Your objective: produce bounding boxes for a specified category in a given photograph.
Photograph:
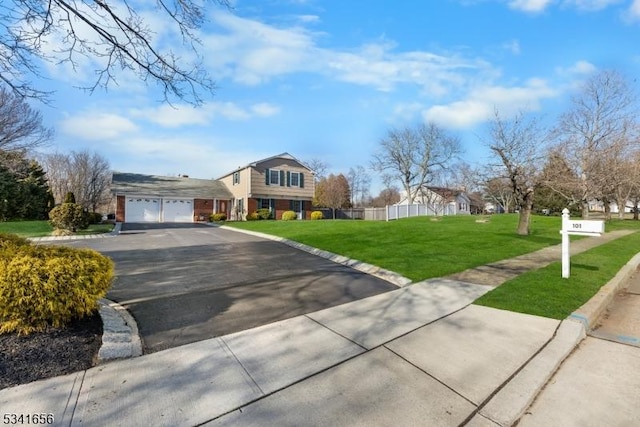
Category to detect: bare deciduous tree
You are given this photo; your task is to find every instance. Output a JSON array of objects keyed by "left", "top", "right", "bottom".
[
  {"left": 485, "top": 110, "right": 548, "bottom": 235},
  {"left": 554, "top": 69, "right": 638, "bottom": 218},
  {"left": 482, "top": 177, "right": 514, "bottom": 214},
  {"left": 1, "top": 0, "right": 230, "bottom": 103},
  {"left": 0, "top": 86, "right": 52, "bottom": 152},
  {"left": 41, "top": 149, "right": 111, "bottom": 212},
  {"left": 305, "top": 158, "right": 329, "bottom": 183},
  {"left": 371, "top": 122, "right": 461, "bottom": 205},
  {"left": 347, "top": 165, "right": 371, "bottom": 208}
]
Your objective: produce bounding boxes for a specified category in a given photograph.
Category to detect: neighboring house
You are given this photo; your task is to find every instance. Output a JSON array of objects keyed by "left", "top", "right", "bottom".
[
  {"left": 397, "top": 186, "right": 471, "bottom": 215},
  {"left": 218, "top": 153, "right": 315, "bottom": 220},
  {"left": 112, "top": 172, "right": 232, "bottom": 223},
  {"left": 589, "top": 199, "right": 636, "bottom": 214}
]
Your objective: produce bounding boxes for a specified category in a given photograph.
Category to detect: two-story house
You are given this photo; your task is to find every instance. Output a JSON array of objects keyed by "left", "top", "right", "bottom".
[{"left": 218, "top": 153, "right": 315, "bottom": 220}]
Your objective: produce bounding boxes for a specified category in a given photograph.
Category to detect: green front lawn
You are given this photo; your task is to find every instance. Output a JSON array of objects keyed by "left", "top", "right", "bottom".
[
  {"left": 229, "top": 214, "right": 640, "bottom": 319},
  {"left": 0, "top": 220, "right": 114, "bottom": 237},
  {"left": 0, "top": 220, "right": 52, "bottom": 237},
  {"left": 475, "top": 231, "right": 640, "bottom": 319},
  {"left": 228, "top": 215, "right": 566, "bottom": 282}
]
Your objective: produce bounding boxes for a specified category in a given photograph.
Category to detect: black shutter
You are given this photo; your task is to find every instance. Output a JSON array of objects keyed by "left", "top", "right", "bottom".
[
  {"left": 287, "top": 171, "right": 291, "bottom": 187},
  {"left": 265, "top": 169, "right": 270, "bottom": 185},
  {"left": 280, "top": 170, "right": 285, "bottom": 186},
  {"left": 300, "top": 173, "right": 304, "bottom": 188}
]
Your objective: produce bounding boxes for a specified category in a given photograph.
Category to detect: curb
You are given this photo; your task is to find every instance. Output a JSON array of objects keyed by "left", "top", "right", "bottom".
[
  {"left": 470, "top": 250, "right": 640, "bottom": 426},
  {"left": 219, "top": 225, "right": 413, "bottom": 288},
  {"left": 97, "top": 298, "right": 143, "bottom": 362},
  {"left": 568, "top": 251, "right": 640, "bottom": 331}
]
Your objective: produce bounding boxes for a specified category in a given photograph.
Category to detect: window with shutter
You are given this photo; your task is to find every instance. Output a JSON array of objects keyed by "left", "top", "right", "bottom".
[{"left": 267, "top": 169, "right": 280, "bottom": 185}]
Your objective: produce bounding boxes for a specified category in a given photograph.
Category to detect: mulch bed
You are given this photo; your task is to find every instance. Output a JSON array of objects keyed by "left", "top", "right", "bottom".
[{"left": 0, "top": 313, "right": 102, "bottom": 389}]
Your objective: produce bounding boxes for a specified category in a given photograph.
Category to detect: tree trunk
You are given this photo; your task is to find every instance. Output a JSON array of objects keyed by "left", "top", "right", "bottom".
[
  {"left": 516, "top": 192, "right": 534, "bottom": 235},
  {"left": 516, "top": 208, "right": 531, "bottom": 235},
  {"left": 581, "top": 201, "right": 589, "bottom": 219},
  {"left": 617, "top": 197, "right": 626, "bottom": 220}
]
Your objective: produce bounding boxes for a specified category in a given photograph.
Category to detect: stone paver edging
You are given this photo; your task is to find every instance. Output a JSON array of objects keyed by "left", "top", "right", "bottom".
[
  {"left": 27, "top": 222, "right": 122, "bottom": 243},
  {"left": 219, "top": 225, "right": 412, "bottom": 287},
  {"left": 97, "top": 298, "right": 143, "bottom": 362}
]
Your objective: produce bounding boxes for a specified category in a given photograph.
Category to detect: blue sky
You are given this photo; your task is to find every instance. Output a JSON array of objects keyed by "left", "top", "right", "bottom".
[{"left": 33, "top": 0, "right": 640, "bottom": 194}]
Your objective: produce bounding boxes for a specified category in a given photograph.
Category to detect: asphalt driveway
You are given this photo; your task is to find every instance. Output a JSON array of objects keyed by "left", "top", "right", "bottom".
[{"left": 68, "top": 223, "right": 397, "bottom": 353}]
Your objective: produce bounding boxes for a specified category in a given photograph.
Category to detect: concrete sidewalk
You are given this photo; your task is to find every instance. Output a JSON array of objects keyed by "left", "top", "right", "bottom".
[{"left": 0, "top": 278, "right": 579, "bottom": 427}]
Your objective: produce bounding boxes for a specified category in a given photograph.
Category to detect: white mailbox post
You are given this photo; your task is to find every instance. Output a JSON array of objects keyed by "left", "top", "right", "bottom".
[{"left": 560, "top": 208, "right": 604, "bottom": 278}]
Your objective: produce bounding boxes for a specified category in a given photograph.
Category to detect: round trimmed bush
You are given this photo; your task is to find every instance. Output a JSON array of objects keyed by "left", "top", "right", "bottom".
[
  {"left": 256, "top": 208, "right": 272, "bottom": 220},
  {"left": 0, "top": 244, "right": 114, "bottom": 334},
  {"left": 311, "top": 211, "right": 324, "bottom": 220},
  {"left": 281, "top": 210, "right": 297, "bottom": 221},
  {"left": 209, "top": 213, "right": 227, "bottom": 222},
  {"left": 49, "top": 203, "right": 89, "bottom": 232},
  {"left": 246, "top": 212, "right": 259, "bottom": 221}
]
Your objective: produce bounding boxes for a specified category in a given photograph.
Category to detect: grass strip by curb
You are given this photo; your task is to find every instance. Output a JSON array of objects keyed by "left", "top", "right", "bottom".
[
  {"left": 475, "top": 231, "right": 640, "bottom": 319},
  {"left": 0, "top": 220, "right": 113, "bottom": 237}
]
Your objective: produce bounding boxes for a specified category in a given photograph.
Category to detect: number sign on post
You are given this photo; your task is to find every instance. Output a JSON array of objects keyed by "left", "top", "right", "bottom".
[{"left": 560, "top": 208, "right": 604, "bottom": 278}]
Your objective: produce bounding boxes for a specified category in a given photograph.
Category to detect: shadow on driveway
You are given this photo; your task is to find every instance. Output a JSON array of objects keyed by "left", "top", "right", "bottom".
[{"left": 82, "top": 227, "right": 397, "bottom": 353}]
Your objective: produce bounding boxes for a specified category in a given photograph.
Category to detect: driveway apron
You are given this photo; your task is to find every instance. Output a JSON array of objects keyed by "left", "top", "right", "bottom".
[{"left": 66, "top": 223, "right": 397, "bottom": 353}]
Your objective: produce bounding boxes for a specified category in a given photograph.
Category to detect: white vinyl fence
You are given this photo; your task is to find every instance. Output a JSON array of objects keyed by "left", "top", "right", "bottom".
[{"left": 384, "top": 204, "right": 456, "bottom": 221}]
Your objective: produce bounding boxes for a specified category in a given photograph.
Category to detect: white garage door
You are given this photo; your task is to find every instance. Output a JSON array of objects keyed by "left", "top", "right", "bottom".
[
  {"left": 125, "top": 197, "right": 160, "bottom": 222},
  {"left": 162, "top": 198, "right": 194, "bottom": 222}
]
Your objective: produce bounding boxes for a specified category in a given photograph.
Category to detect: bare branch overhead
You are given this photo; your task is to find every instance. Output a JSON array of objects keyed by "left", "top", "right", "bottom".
[{"left": 1, "top": 0, "right": 230, "bottom": 104}]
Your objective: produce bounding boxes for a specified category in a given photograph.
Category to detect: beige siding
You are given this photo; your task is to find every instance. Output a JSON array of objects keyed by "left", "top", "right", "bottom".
[
  {"left": 219, "top": 168, "right": 252, "bottom": 200},
  {"left": 250, "top": 158, "right": 314, "bottom": 200}
]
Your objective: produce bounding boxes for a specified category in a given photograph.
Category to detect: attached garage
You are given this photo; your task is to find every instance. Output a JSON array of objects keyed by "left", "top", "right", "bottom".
[
  {"left": 125, "top": 197, "right": 161, "bottom": 222},
  {"left": 162, "top": 198, "right": 193, "bottom": 222},
  {"left": 112, "top": 173, "right": 232, "bottom": 223}
]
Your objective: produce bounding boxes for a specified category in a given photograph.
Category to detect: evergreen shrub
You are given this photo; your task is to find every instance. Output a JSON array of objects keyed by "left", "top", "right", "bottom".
[
  {"left": 49, "top": 203, "right": 89, "bottom": 232},
  {"left": 281, "top": 210, "right": 297, "bottom": 221},
  {"left": 210, "top": 213, "right": 227, "bottom": 222},
  {"left": 0, "top": 243, "right": 114, "bottom": 334},
  {"left": 256, "top": 208, "right": 272, "bottom": 220}
]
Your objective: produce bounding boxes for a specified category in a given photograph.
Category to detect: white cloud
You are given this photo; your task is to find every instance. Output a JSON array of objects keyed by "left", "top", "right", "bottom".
[
  {"left": 129, "top": 101, "right": 281, "bottom": 127},
  {"left": 503, "top": 39, "right": 521, "bottom": 55},
  {"left": 60, "top": 112, "right": 138, "bottom": 140},
  {"left": 203, "top": 12, "right": 319, "bottom": 85},
  {"left": 507, "top": 0, "right": 555, "bottom": 12},
  {"left": 555, "top": 60, "right": 597, "bottom": 76},
  {"left": 423, "top": 78, "right": 558, "bottom": 128},
  {"left": 625, "top": 0, "right": 640, "bottom": 21},
  {"left": 109, "top": 135, "right": 270, "bottom": 179},
  {"left": 251, "top": 103, "right": 281, "bottom": 117},
  {"left": 298, "top": 15, "right": 321, "bottom": 23},
  {"left": 505, "top": 0, "right": 625, "bottom": 13},
  {"left": 563, "top": 0, "right": 622, "bottom": 11},
  {"left": 203, "top": 12, "right": 491, "bottom": 97}
]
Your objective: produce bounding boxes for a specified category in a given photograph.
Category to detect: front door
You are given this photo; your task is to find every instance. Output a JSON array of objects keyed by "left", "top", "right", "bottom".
[{"left": 291, "top": 200, "right": 303, "bottom": 220}]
